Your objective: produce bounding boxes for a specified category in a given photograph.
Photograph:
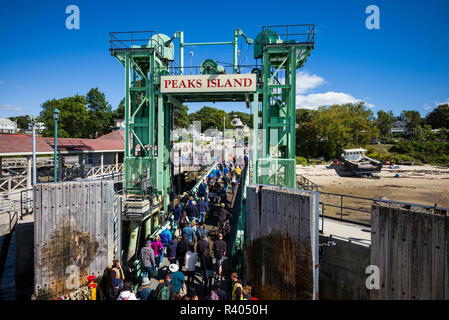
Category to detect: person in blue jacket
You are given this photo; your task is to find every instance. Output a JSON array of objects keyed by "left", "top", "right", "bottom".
[
  {"left": 182, "top": 221, "right": 196, "bottom": 243},
  {"left": 160, "top": 226, "right": 173, "bottom": 263},
  {"left": 197, "top": 196, "right": 208, "bottom": 223},
  {"left": 173, "top": 203, "right": 183, "bottom": 232}
]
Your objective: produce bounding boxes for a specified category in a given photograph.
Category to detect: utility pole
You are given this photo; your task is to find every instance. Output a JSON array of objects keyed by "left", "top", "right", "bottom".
[
  {"left": 27, "top": 115, "right": 37, "bottom": 185},
  {"left": 178, "top": 136, "right": 181, "bottom": 195},
  {"left": 53, "top": 109, "right": 60, "bottom": 182},
  {"left": 191, "top": 131, "right": 194, "bottom": 166},
  {"left": 223, "top": 115, "right": 226, "bottom": 162},
  {"left": 32, "top": 120, "right": 36, "bottom": 185}
]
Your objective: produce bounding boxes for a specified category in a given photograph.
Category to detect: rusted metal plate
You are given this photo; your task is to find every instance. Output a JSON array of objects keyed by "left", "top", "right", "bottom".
[
  {"left": 246, "top": 185, "right": 318, "bottom": 300},
  {"left": 33, "top": 181, "right": 116, "bottom": 300}
]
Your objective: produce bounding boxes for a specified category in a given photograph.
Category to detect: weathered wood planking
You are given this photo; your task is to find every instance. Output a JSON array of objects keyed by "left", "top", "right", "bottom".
[
  {"left": 34, "top": 181, "right": 117, "bottom": 299},
  {"left": 445, "top": 215, "right": 449, "bottom": 300},
  {"left": 371, "top": 203, "right": 448, "bottom": 300},
  {"left": 370, "top": 204, "right": 380, "bottom": 300},
  {"left": 245, "top": 185, "right": 318, "bottom": 300}
]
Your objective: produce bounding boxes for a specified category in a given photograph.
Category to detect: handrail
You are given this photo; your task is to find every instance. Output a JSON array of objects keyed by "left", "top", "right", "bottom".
[{"left": 229, "top": 163, "right": 249, "bottom": 285}]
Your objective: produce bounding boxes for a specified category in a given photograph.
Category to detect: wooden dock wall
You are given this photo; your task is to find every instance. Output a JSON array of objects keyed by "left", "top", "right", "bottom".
[
  {"left": 245, "top": 185, "right": 319, "bottom": 300},
  {"left": 371, "top": 202, "right": 449, "bottom": 300},
  {"left": 33, "top": 181, "right": 119, "bottom": 300}
]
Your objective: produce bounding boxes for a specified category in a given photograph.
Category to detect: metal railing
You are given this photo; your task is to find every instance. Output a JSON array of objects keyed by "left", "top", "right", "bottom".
[
  {"left": 109, "top": 31, "right": 168, "bottom": 54},
  {"left": 262, "top": 24, "right": 315, "bottom": 49},
  {"left": 297, "top": 174, "right": 319, "bottom": 192},
  {"left": 229, "top": 163, "right": 249, "bottom": 284},
  {"left": 318, "top": 192, "right": 374, "bottom": 227},
  {"left": 167, "top": 64, "right": 259, "bottom": 76},
  {"left": 0, "top": 188, "right": 33, "bottom": 218}
]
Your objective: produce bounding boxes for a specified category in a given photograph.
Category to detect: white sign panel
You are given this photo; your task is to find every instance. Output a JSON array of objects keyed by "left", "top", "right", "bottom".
[{"left": 160, "top": 73, "right": 257, "bottom": 93}]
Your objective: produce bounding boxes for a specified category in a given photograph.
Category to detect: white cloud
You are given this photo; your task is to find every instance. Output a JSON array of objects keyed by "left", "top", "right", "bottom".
[
  {"left": 0, "top": 105, "right": 23, "bottom": 111},
  {"left": 422, "top": 99, "right": 449, "bottom": 111},
  {"left": 296, "top": 91, "right": 365, "bottom": 109},
  {"left": 295, "top": 71, "right": 325, "bottom": 94},
  {"left": 288, "top": 71, "right": 375, "bottom": 109},
  {"left": 434, "top": 99, "right": 449, "bottom": 106}
]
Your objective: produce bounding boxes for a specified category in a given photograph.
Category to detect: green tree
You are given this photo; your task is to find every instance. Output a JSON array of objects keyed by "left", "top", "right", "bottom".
[
  {"left": 8, "top": 116, "right": 30, "bottom": 131},
  {"left": 173, "top": 104, "right": 190, "bottom": 128},
  {"left": 296, "top": 108, "right": 316, "bottom": 125},
  {"left": 113, "top": 98, "right": 125, "bottom": 120},
  {"left": 188, "top": 106, "right": 233, "bottom": 132},
  {"left": 425, "top": 103, "right": 449, "bottom": 129},
  {"left": 86, "top": 88, "right": 114, "bottom": 138},
  {"left": 376, "top": 110, "right": 395, "bottom": 138},
  {"left": 346, "top": 102, "right": 377, "bottom": 146},
  {"left": 296, "top": 102, "right": 377, "bottom": 160},
  {"left": 401, "top": 110, "right": 422, "bottom": 131},
  {"left": 410, "top": 124, "right": 435, "bottom": 141},
  {"left": 39, "top": 95, "right": 90, "bottom": 138}
]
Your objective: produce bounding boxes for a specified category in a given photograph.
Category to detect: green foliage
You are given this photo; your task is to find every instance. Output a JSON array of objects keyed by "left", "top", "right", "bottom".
[
  {"left": 188, "top": 106, "right": 233, "bottom": 132},
  {"left": 390, "top": 140, "right": 449, "bottom": 165},
  {"left": 114, "top": 98, "right": 125, "bottom": 120},
  {"left": 40, "top": 95, "right": 90, "bottom": 138},
  {"left": 296, "top": 102, "right": 377, "bottom": 160},
  {"left": 8, "top": 116, "right": 30, "bottom": 130},
  {"left": 376, "top": 110, "right": 395, "bottom": 138},
  {"left": 39, "top": 88, "right": 116, "bottom": 139},
  {"left": 86, "top": 88, "right": 114, "bottom": 138},
  {"left": 425, "top": 103, "right": 449, "bottom": 129},
  {"left": 409, "top": 125, "right": 435, "bottom": 141},
  {"left": 295, "top": 156, "right": 308, "bottom": 166},
  {"left": 401, "top": 110, "right": 422, "bottom": 130},
  {"left": 366, "top": 151, "right": 390, "bottom": 162},
  {"left": 173, "top": 104, "right": 190, "bottom": 129}
]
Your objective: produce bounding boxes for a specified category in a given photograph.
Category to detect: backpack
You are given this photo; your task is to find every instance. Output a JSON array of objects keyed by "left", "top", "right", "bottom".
[{"left": 157, "top": 285, "right": 171, "bottom": 300}]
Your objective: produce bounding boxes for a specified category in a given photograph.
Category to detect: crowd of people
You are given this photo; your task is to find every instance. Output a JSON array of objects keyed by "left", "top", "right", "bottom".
[{"left": 105, "top": 155, "right": 256, "bottom": 300}]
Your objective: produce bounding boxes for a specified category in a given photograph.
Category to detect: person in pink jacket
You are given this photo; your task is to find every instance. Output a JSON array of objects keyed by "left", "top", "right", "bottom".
[{"left": 151, "top": 235, "right": 164, "bottom": 271}]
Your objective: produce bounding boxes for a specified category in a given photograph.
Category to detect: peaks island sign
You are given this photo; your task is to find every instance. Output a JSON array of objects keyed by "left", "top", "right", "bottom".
[{"left": 160, "top": 73, "right": 257, "bottom": 93}]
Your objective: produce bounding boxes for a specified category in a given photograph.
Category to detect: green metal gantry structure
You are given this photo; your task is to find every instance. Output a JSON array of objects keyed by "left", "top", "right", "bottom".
[
  {"left": 109, "top": 25, "right": 315, "bottom": 261},
  {"left": 110, "top": 24, "right": 314, "bottom": 194},
  {"left": 255, "top": 25, "right": 315, "bottom": 188}
]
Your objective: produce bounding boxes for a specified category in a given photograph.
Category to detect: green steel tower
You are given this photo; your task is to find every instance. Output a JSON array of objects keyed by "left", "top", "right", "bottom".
[
  {"left": 110, "top": 32, "right": 174, "bottom": 213},
  {"left": 254, "top": 25, "right": 315, "bottom": 188}
]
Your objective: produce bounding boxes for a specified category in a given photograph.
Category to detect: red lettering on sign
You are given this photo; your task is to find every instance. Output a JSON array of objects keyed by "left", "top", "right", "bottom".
[
  {"left": 234, "top": 79, "right": 242, "bottom": 87},
  {"left": 164, "top": 80, "right": 172, "bottom": 88},
  {"left": 244, "top": 78, "right": 252, "bottom": 87}
]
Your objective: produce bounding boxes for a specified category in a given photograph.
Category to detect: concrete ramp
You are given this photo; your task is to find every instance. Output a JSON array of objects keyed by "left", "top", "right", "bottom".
[{"left": 246, "top": 185, "right": 319, "bottom": 299}]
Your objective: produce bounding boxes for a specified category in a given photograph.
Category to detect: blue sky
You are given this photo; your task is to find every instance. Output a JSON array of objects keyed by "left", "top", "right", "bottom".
[{"left": 0, "top": 0, "right": 448, "bottom": 119}]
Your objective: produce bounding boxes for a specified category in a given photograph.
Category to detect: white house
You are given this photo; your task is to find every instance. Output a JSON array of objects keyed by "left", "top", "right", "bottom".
[{"left": 0, "top": 118, "right": 18, "bottom": 133}]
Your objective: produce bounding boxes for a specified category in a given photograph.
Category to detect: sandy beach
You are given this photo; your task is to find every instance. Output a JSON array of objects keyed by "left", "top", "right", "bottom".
[{"left": 297, "top": 164, "right": 449, "bottom": 224}]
